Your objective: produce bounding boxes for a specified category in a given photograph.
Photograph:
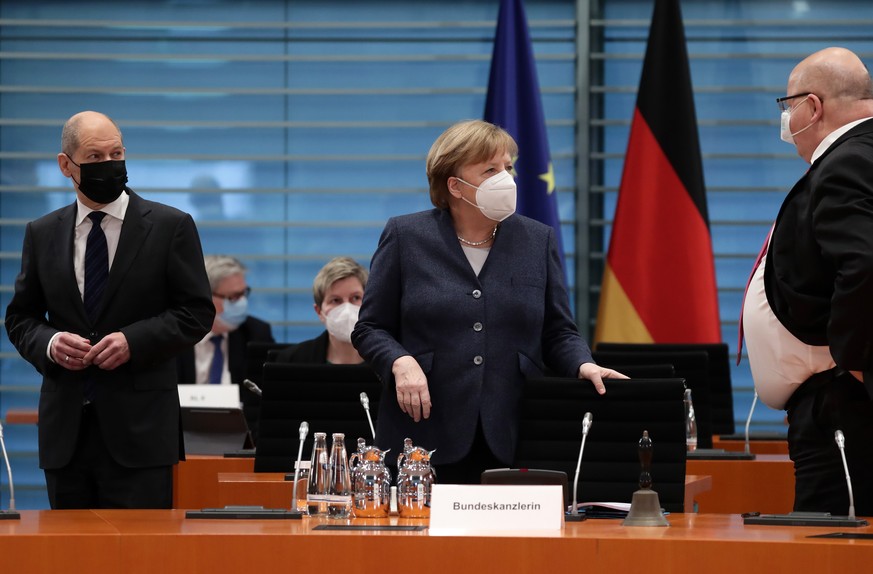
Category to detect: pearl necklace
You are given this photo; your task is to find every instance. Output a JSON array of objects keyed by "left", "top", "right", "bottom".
[{"left": 457, "top": 225, "right": 497, "bottom": 247}]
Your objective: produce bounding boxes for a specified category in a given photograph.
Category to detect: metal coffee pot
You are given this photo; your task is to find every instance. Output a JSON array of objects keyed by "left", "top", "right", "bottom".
[
  {"left": 349, "top": 439, "right": 392, "bottom": 518},
  {"left": 395, "top": 437, "right": 436, "bottom": 518}
]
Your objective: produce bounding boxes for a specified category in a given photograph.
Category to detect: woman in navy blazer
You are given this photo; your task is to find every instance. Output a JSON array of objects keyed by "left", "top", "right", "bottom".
[{"left": 352, "top": 120, "right": 625, "bottom": 483}]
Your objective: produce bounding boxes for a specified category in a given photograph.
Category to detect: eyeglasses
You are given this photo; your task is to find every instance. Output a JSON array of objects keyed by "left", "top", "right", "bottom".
[
  {"left": 776, "top": 92, "right": 813, "bottom": 113},
  {"left": 213, "top": 286, "right": 251, "bottom": 302}
]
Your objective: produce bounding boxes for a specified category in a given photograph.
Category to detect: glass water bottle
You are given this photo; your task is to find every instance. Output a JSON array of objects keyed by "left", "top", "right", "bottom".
[
  {"left": 326, "top": 432, "right": 352, "bottom": 519},
  {"left": 306, "top": 432, "right": 329, "bottom": 515},
  {"left": 684, "top": 389, "right": 698, "bottom": 452}
]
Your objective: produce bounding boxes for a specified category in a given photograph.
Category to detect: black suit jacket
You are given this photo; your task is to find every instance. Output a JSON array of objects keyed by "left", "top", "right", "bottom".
[
  {"left": 176, "top": 316, "right": 275, "bottom": 385},
  {"left": 271, "top": 331, "right": 329, "bottom": 364},
  {"left": 5, "top": 190, "right": 215, "bottom": 469},
  {"left": 764, "top": 118, "right": 873, "bottom": 394}
]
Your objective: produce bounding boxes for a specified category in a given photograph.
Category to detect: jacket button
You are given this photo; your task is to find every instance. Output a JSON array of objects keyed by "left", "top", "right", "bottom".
[
  {"left": 473, "top": 355, "right": 483, "bottom": 365},
  {"left": 473, "top": 322, "right": 483, "bottom": 332},
  {"left": 472, "top": 289, "right": 482, "bottom": 299}
]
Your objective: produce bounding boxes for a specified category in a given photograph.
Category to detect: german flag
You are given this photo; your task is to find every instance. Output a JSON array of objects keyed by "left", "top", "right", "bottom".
[{"left": 594, "top": 0, "right": 720, "bottom": 344}]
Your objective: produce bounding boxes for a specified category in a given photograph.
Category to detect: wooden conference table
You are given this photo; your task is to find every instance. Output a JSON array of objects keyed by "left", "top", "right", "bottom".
[
  {"left": 175, "top": 454, "right": 795, "bottom": 515},
  {"left": 214, "top": 471, "right": 712, "bottom": 514},
  {"left": 2, "top": 510, "right": 872, "bottom": 573},
  {"left": 174, "top": 456, "right": 711, "bottom": 513},
  {"left": 687, "top": 454, "right": 794, "bottom": 515}
]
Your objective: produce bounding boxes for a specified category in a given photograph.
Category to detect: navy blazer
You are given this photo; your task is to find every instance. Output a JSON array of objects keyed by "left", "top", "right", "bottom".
[
  {"left": 352, "top": 209, "right": 593, "bottom": 465},
  {"left": 5, "top": 190, "right": 215, "bottom": 469},
  {"left": 765, "top": 118, "right": 873, "bottom": 394}
]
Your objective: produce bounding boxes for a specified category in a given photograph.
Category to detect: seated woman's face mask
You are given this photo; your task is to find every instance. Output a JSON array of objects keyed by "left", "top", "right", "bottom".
[{"left": 324, "top": 302, "right": 360, "bottom": 343}]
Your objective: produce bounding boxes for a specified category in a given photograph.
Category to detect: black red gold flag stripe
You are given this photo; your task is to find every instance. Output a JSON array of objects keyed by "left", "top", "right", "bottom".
[{"left": 595, "top": 0, "right": 720, "bottom": 344}]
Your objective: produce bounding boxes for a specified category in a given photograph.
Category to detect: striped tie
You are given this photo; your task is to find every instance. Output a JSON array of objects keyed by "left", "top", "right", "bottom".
[{"left": 84, "top": 211, "right": 109, "bottom": 322}]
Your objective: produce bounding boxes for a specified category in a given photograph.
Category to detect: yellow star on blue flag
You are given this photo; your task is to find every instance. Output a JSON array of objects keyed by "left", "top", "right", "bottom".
[{"left": 484, "top": 0, "right": 565, "bottom": 270}]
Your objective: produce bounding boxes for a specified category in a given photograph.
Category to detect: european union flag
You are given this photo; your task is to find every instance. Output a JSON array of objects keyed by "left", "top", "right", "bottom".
[{"left": 484, "top": 0, "right": 564, "bottom": 268}]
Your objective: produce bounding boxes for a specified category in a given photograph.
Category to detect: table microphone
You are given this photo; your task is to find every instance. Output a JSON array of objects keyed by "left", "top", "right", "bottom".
[
  {"left": 290, "top": 421, "right": 310, "bottom": 515},
  {"left": 569, "top": 412, "right": 593, "bottom": 519},
  {"left": 242, "top": 379, "right": 263, "bottom": 397},
  {"left": 834, "top": 430, "right": 856, "bottom": 520},
  {"left": 360, "top": 392, "right": 375, "bottom": 440},
  {"left": 0, "top": 421, "right": 20, "bottom": 519},
  {"left": 744, "top": 391, "right": 758, "bottom": 456}
]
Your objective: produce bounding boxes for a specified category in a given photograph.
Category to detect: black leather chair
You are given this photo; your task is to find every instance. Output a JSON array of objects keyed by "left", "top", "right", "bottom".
[
  {"left": 254, "top": 363, "right": 381, "bottom": 472},
  {"left": 593, "top": 349, "right": 713, "bottom": 449},
  {"left": 243, "top": 342, "right": 293, "bottom": 443},
  {"left": 596, "top": 342, "right": 735, "bottom": 436},
  {"left": 598, "top": 363, "right": 675, "bottom": 379},
  {"left": 514, "top": 377, "right": 687, "bottom": 513}
]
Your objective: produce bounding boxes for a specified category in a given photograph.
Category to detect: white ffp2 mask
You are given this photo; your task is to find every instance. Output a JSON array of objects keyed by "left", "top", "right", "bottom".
[{"left": 455, "top": 170, "right": 517, "bottom": 222}]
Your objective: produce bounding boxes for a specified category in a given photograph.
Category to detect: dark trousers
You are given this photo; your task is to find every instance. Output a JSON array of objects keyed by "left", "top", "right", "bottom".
[
  {"left": 786, "top": 369, "right": 873, "bottom": 516},
  {"left": 44, "top": 403, "right": 173, "bottom": 509},
  {"left": 432, "top": 419, "right": 504, "bottom": 485}
]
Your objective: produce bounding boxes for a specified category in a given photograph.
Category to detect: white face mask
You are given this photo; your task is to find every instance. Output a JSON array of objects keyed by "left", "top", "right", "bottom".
[
  {"left": 323, "top": 301, "right": 360, "bottom": 343},
  {"left": 454, "top": 170, "right": 517, "bottom": 222},
  {"left": 780, "top": 96, "right": 813, "bottom": 145}
]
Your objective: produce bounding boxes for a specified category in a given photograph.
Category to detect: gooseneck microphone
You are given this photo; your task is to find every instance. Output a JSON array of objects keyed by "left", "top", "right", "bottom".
[
  {"left": 290, "top": 421, "right": 310, "bottom": 515},
  {"left": 570, "top": 412, "right": 593, "bottom": 518},
  {"left": 0, "top": 421, "right": 20, "bottom": 519},
  {"left": 835, "top": 430, "right": 856, "bottom": 520},
  {"left": 360, "top": 392, "right": 375, "bottom": 440},
  {"left": 744, "top": 391, "right": 758, "bottom": 456},
  {"left": 242, "top": 379, "right": 263, "bottom": 397}
]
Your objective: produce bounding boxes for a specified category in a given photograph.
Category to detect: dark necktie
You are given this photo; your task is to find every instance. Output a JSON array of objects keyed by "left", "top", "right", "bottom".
[
  {"left": 84, "top": 211, "right": 109, "bottom": 322},
  {"left": 736, "top": 225, "right": 773, "bottom": 365},
  {"left": 209, "top": 335, "right": 224, "bottom": 385}
]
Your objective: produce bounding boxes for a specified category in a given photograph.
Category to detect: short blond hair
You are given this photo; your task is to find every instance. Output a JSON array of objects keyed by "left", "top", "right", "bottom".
[
  {"left": 426, "top": 120, "right": 517, "bottom": 209},
  {"left": 312, "top": 256, "right": 368, "bottom": 306}
]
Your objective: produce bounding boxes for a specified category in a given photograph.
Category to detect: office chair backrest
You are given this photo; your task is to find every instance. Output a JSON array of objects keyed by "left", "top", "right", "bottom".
[
  {"left": 245, "top": 342, "right": 292, "bottom": 386},
  {"left": 597, "top": 363, "right": 675, "bottom": 379},
  {"left": 593, "top": 349, "right": 713, "bottom": 449},
  {"left": 254, "top": 363, "right": 381, "bottom": 472},
  {"left": 596, "top": 342, "right": 735, "bottom": 436},
  {"left": 515, "top": 377, "right": 687, "bottom": 513},
  {"left": 242, "top": 342, "right": 293, "bottom": 444}
]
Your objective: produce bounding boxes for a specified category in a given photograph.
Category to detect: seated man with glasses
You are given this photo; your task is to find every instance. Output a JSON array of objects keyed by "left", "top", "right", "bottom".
[{"left": 176, "top": 254, "right": 274, "bottom": 388}]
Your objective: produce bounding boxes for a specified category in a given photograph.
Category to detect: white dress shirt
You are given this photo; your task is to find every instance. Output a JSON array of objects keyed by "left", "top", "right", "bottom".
[
  {"left": 46, "top": 193, "right": 129, "bottom": 361},
  {"left": 742, "top": 118, "right": 872, "bottom": 409}
]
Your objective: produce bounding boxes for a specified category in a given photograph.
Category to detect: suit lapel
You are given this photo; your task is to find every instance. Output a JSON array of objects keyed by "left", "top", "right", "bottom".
[
  {"left": 101, "top": 192, "right": 152, "bottom": 317},
  {"left": 55, "top": 204, "right": 87, "bottom": 321}
]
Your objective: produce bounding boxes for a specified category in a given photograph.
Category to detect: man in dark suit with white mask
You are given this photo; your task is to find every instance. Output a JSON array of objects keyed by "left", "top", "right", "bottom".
[{"left": 742, "top": 48, "right": 873, "bottom": 515}]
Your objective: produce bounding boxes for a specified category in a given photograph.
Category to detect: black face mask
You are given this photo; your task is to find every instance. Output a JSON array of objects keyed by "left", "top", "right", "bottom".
[{"left": 66, "top": 156, "right": 128, "bottom": 204}]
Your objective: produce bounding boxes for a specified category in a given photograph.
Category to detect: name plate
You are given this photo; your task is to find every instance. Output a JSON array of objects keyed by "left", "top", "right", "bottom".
[{"left": 429, "top": 484, "right": 563, "bottom": 534}]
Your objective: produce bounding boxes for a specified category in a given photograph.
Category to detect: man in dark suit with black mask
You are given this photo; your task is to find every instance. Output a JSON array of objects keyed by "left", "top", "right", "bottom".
[{"left": 5, "top": 110, "right": 215, "bottom": 509}]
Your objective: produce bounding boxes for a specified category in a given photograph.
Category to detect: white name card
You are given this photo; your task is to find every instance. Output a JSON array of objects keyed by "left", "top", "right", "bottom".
[{"left": 429, "top": 484, "right": 563, "bottom": 535}]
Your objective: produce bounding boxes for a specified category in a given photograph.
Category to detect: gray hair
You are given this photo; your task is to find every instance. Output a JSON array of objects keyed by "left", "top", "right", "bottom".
[{"left": 204, "top": 255, "right": 247, "bottom": 292}]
